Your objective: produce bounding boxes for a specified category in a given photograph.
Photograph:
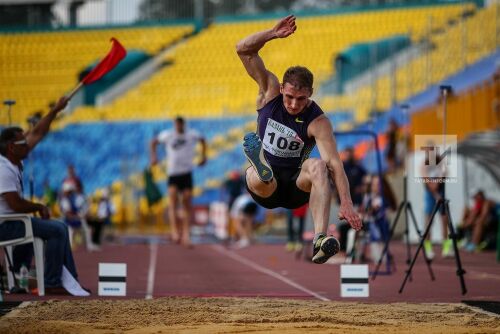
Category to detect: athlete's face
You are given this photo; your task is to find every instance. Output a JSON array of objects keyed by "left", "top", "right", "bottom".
[{"left": 280, "top": 83, "right": 312, "bottom": 115}]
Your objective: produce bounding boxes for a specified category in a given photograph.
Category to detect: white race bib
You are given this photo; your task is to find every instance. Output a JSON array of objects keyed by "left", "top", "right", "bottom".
[{"left": 262, "top": 119, "right": 304, "bottom": 158}]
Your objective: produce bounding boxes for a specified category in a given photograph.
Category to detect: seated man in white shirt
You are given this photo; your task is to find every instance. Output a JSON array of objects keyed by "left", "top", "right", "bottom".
[{"left": 0, "top": 96, "right": 89, "bottom": 296}]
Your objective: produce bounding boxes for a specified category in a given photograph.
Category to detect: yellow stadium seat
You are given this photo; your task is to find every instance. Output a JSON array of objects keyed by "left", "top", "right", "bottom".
[
  {"left": 0, "top": 25, "right": 194, "bottom": 125},
  {"left": 0, "top": 3, "right": 479, "bottom": 125}
]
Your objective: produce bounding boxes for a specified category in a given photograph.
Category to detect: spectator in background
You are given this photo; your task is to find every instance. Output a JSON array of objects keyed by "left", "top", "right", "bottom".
[
  {"left": 63, "top": 164, "right": 84, "bottom": 194},
  {"left": 27, "top": 111, "right": 42, "bottom": 128},
  {"left": 95, "top": 188, "right": 115, "bottom": 243},
  {"left": 385, "top": 118, "right": 400, "bottom": 172},
  {"left": 342, "top": 147, "right": 367, "bottom": 207},
  {"left": 59, "top": 182, "right": 99, "bottom": 251},
  {"left": 223, "top": 170, "right": 245, "bottom": 242},
  {"left": 150, "top": 116, "right": 207, "bottom": 247},
  {"left": 230, "top": 192, "right": 260, "bottom": 249},
  {"left": 335, "top": 147, "right": 366, "bottom": 251},
  {"left": 285, "top": 203, "right": 308, "bottom": 252},
  {"left": 223, "top": 170, "right": 245, "bottom": 210},
  {"left": 421, "top": 149, "right": 452, "bottom": 259},
  {"left": 458, "top": 189, "right": 498, "bottom": 252},
  {"left": 42, "top": 178, "right": 58, "bottom": 212},
  {"left": 359, "top": 175, "right": 397, "bottom": 262},
  {"left": 0, "top": 96, "right": 89, "bottom": 296}
]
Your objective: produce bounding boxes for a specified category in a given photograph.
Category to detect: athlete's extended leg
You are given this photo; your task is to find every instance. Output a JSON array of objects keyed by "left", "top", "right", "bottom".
[
  {"left": 297, "top": 158, "right": 340, "bottom": 263},
  {"left": 245, "top": 167, "right": 277, "bottom": 198}
]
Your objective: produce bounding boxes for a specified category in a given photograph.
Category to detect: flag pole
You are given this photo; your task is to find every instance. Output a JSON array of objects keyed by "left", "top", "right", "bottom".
[{"left": 67, "top": 82, "right": 83, "bottom": 100}]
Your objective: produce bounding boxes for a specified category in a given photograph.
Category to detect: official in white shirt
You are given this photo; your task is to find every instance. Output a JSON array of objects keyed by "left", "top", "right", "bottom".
[{"left": 0, "top": 96, "right": 89, "bottom": 296}]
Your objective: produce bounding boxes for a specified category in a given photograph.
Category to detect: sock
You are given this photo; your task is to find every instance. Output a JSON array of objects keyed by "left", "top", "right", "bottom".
[
  {"left": 313, "top": 233, "right": 326, "bottom": 245},
  {"left": 442, "top": 239, "right": 452, "bottom": 252}
]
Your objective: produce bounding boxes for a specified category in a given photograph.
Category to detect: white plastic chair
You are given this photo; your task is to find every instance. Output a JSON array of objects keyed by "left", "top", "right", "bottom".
[{"left": 0, "top": 214, "right": 45, "bottom": 296}]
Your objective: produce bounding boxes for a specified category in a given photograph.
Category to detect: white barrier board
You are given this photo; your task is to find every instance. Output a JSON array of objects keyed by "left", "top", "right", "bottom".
[
  {"left": 98, "top": 263, "right": 127, "bottom": 296},
  {"left": 340, "top": 264, "right": 369, "bottom": 298}
]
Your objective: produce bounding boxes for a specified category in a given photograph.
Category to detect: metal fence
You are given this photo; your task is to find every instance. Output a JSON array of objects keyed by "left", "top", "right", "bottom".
[{"left": 0, "top": 0, "right": 485, "bottom": 29}]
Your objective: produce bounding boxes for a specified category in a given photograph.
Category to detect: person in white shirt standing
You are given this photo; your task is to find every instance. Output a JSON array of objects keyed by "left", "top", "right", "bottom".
[{"left": 150, "top": 116, "right": 207, "bottom": 247}]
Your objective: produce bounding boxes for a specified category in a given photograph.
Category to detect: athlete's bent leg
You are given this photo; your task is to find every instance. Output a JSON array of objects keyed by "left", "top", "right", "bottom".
[
  {"left": 245, "top": 167, "right": 277, "bottom": 198},
  {"left": 243, "top": 133, "right": 273, "bottom": 182},
  {"left": 296, "top": 158, "right": 340, "bottom": 263}
]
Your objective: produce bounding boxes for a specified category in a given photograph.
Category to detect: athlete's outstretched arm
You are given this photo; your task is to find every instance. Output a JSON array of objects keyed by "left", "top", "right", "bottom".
[
  {"left": 309, "top": 116, "right": 363, "bottom": 231},
  {"left": 236, "top": 15, "right": 296, "bottom": 108}
]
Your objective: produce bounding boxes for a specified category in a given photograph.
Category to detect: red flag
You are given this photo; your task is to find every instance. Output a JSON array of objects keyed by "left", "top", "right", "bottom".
[{"left": 82, "top": 38, "right": 127, "bottom": 85}]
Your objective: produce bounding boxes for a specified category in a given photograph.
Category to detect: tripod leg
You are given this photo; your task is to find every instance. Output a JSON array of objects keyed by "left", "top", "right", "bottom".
[
  {"left": 372, "top": 201, "right": 404, "bottom": 280},
  {"left": 0, "top": 263, "right": 5, "bottom": 292},
  {"left": 399, "top": 200, "right": 441, "bottom": 293},
  {"left": 444, "top": 200, "right": 467, "bottom": 295},
  {"left": 344, "top": 228, "right": 357, "bottom": 264},
  {"left": 403, "top": 203, "right": 414, "bottom": 282},
  {"left": 404, "top": 201, "right": 412, "bottom": 268},
  {"left": 407, "top": 203, "right": 435, "bottom": 280}
]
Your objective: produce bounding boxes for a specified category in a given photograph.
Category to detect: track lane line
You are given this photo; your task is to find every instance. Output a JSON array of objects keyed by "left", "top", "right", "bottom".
[
  {"left": 211, "top": 245, "right": 330, "bottom": 301},
  {"left": 145, "top": 242, "right": 159, "bottom": 299}
]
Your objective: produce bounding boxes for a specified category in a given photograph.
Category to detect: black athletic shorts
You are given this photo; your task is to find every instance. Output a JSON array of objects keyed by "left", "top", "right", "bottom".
[
  {"left": 245, "top": 166, "right": 310, "bottom": 209},
  {"left": 168, "top": 172, "right": 193, "bottom": 191}
]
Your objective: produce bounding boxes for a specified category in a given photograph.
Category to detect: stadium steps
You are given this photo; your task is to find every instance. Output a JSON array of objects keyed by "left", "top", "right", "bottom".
[
  {"left": 91, "top": 118, "right": 256, "bottom": 213},
  {"left": 332, "top": 4, "right": 496, "bottom": 123},
  {"left": 43, "top": 3, "right": 474, "bottom": 123},
  {"left": 0, "top": 24, "right": 195, "bottom": 126}
]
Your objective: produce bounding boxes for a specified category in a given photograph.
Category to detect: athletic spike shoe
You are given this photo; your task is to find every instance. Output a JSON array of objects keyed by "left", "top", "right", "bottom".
[
  {"left": 424, "top": 240, "right": 435, "bottom": 260},
  {"left": 312, "top": 235, "right": 340, "bottom": 264},
  {"left": 243, "top": 132, "right": 273, "bottom": 182},
  {"left": 441, "top": 239, "right": 454, "bottom": 258}
]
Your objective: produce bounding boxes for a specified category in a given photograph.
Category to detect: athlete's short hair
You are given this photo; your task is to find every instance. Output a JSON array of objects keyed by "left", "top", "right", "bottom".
[{"left": 283, "top": 66, "right": 314, "bottom": 92}]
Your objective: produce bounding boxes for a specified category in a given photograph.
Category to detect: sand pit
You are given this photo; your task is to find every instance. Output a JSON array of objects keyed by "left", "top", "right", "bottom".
[{"left": 1, "top": 297, "right": 499, "bottom": 333}]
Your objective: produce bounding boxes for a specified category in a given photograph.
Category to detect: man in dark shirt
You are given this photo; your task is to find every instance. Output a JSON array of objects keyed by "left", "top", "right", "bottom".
[
  {"left": 223, "top": 170, "right": 245, "bottom": 210},
  {"left": 342, "top": 147, "right": 367, "bottom": 207},
  {"left": 236, "top": 15, "right": 362, "bottom": 264}
]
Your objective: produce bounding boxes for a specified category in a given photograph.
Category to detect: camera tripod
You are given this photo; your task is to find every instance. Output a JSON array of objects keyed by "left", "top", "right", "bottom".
[
  {"left": 371, "top": 173, "right": 435, "bottom": 282},
  {"left": 371, "top": 104, "right": 434, "bottom": 281},
  {"left": 400, "top": 85, "right": 467, "bottom": 295}
]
